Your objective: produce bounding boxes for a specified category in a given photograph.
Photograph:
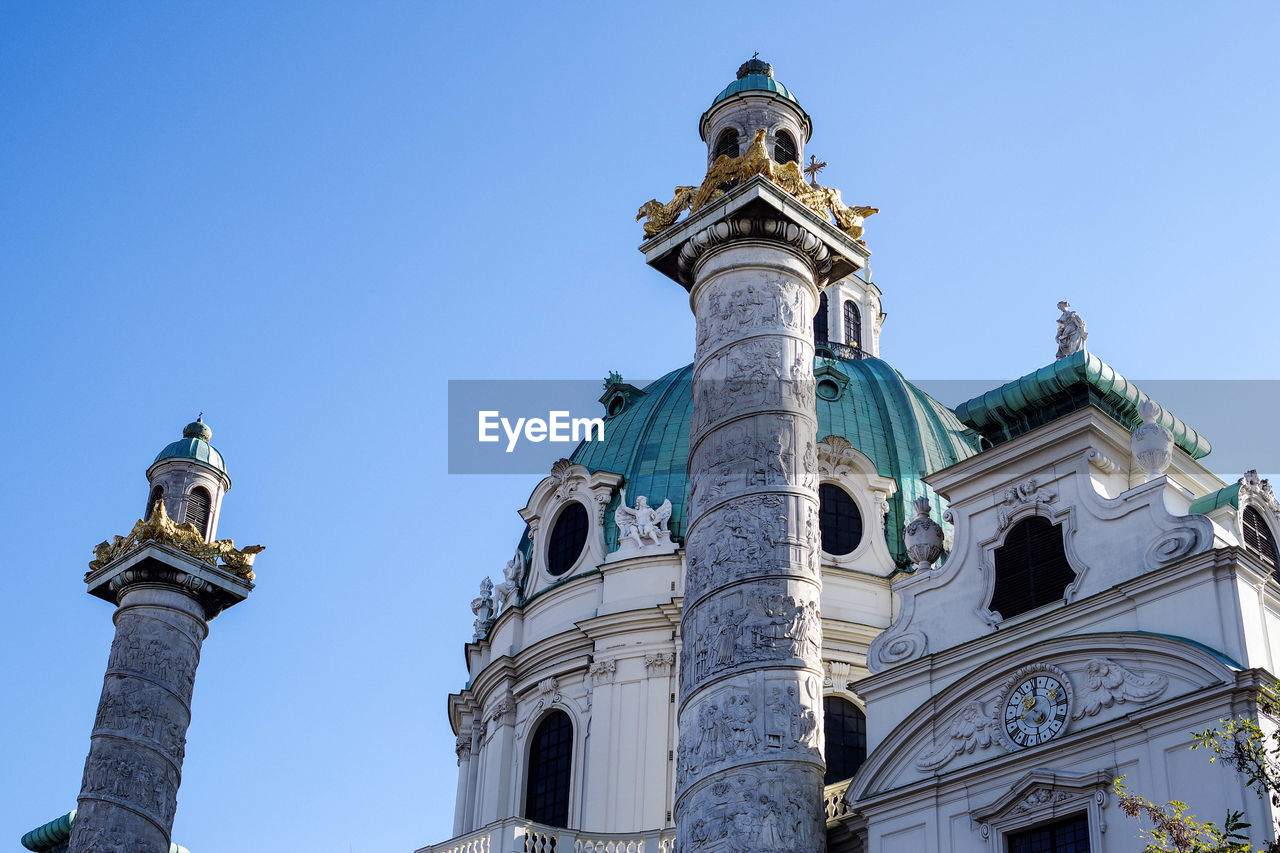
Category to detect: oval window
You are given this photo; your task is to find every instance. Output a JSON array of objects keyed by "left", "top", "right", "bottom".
[
  {"left": 819, "top": 483, "right": 863, "bottom": 556},
  {"left": 547, "top": 502, "right": 589, "bottom": 576}
]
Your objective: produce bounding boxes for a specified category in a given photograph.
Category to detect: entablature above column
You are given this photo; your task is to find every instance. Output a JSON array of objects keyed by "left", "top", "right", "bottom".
[
  {"left": 640, "top": 176, "right": 869, "bottom": 290},
  {"left": 85, "top": 542, "right": 252, "bottom": 619}
]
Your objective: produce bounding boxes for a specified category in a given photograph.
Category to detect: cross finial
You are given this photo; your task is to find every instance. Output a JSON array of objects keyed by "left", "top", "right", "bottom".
[
  {"left": 752, "top": 50, "right": 759, "bottom": 59},
  {"left": 803, "top": 154, "right": 828, "bottom": 186}
]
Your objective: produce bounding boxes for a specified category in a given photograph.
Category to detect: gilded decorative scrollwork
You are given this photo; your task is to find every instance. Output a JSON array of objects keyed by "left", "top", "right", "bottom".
[
  {"left": 88, "top": 501, "right": 264, "bottom": 580},
  {"left": 638, "top": 129, "right": 878, "bottom": 242}
]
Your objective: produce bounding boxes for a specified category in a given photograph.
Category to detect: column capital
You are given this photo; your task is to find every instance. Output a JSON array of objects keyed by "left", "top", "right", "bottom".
[
  {"left": 85, "top": 542, "right": 252, "bottom": 619},
  {"left": 640, "top": 176, "right": 869, "bottom": 289}
]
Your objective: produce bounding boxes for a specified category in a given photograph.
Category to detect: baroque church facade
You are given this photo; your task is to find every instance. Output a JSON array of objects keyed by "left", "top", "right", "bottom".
[
  {"left": 421, "top": 61, "right": 1280, "bottom": 853},
  {"left": 19, "top": 61, "right": 1280, "bottom": 853}
]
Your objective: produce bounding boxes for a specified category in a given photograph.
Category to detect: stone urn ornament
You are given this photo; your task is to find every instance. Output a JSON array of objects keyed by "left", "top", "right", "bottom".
[
  {"left": 1130, "top": 399, "right": 1174, "bottom": 482},
  {"left": 903, "top": 496, "right": 945, "bottom": 570}
]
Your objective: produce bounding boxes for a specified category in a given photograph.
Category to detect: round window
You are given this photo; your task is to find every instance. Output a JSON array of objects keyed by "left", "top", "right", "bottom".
[
  {"left": 608, "top": 394, "right": 626, "bottom": 417},
  {"left": 819, "top": 483, "right": 863, "bottom": 556},
  {"left": 547, "top": 502, "right": 589, "bottom": 576},
  {"left": 816, "top": 378, "right": 842, "bottom": 401}
]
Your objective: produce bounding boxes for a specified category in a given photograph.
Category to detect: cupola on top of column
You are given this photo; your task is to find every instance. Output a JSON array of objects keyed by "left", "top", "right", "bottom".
[
  {"left": 700, "top": 57, "right": 812, "bottom": 169},
  {"left": 145, "top": 416, "right": 231, "bottom": 541}
]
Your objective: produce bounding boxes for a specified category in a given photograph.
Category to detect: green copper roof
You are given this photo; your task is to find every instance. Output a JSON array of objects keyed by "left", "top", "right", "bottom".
[
  {"left": 21, "top": 810, "right": 190, "bottom": 853},
  {"left": 953, "top": 350, "right": 1212, "bottom": 460},
  {"left": 1188, "top": 482, "right": 1242, "bottom": 515},
  {"left": 711, "top": 74, "right": 801, "bottom": 108},
  {"left": 552, "top": 356, "right": 979, "bottom": 584},
  {"left": 150, "top": 417, "right": 228, "bottom": 477}
]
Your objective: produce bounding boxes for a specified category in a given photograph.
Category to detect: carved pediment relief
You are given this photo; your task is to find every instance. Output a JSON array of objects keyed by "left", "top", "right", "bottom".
[
  {"left": 972, "top": 768, "right": 1114, "bottom": 851},
  {"left": 849, "top": 634, "right": 1231, "bottom": 803}
]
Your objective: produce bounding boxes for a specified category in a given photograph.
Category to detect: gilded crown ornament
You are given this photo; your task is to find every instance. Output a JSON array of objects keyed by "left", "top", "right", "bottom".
[
  {"left": 637, "top": 128, "right": 878, "bottom": 242},
  {"left": 88, "top": 500, "right": 264, "bottom": 580}
]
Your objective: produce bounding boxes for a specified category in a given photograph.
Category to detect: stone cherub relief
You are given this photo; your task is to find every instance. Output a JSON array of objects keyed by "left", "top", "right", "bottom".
[
  {"left": 1054, "top": 301, "right": 1087, "bottom": 359},
  {"left": 613, "top": 490, "right": 674, "bottom": 555},
  {"left": 637, "top": 127, "right": 879, "bottom": 244}
]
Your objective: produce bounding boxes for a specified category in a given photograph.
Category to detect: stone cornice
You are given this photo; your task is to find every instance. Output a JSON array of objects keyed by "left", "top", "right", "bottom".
[
  {"left": 845, "top": 668, "right": 1270, "bottom": 817},
  {"left": 855, "top": 548, "right": 1254, "bottom": 701},
  {"left": 640, "top": 176, "right": 868, "bottom": 288},
  {"left": 85, "top": 542, "right": 252, "bottom": 619}
]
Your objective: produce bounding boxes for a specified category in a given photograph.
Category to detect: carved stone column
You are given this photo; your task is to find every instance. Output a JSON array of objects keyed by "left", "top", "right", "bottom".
[
  {"left": 642, "top": 178, "right": 868, "bottom": 853},
  {"left": 68, "top": 544, "right": 252, "bottom": 853}
]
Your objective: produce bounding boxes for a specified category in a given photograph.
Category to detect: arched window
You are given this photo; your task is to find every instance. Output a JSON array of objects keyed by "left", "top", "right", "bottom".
[
  {"left": 145, "top": 485, "right": 164, "bottom": 519},
  {"left": 990, "top": 516, "right": 1075, "bottom": 620},
  {"left": 819, "top": 483, "right": 863, "bottom": 556},
  {"left": 823, "top": 696, "right": 867, "bottom": 784},
  {"left": 1242, "top": 506, "right": 1279, "bottom": 575},
  {"left": 525, "top": 710, "right": 573, "bottom": 828},
  {"left": 843, "top": 301, "right": 862, "bottom": 350},
  {"left": 547, "top": 502, "right": 588, "bottom": 577},
  {"left": 773, "top": 130, "right": 797, "bottom": 165},
  {"left": 713, "top": 128, "right": 740, "bottom": 160},
  {"left": 185, "top": 487, "right": 212, "bottom": 538},
  {"left": 813, "top": 292, "right": 829, "bottom": 343}
]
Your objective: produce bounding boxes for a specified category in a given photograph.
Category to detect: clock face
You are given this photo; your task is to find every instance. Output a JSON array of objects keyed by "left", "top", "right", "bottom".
[{"left": 1002, "top": 673, "right": 1069, "bottom": 748}]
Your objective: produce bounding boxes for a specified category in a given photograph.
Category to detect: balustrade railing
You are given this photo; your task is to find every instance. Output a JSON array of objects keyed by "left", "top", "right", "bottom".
[
  {"left": 417, "top": 820, "right": 674, "bottom": 853},
  {"left": 824, "top": 778, "right": 853, "bottom": 824}
]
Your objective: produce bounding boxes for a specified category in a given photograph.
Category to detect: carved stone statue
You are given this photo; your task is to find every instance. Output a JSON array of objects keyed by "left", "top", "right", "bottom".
[
  {"left": 88, "top": 500, "right": 264, "bottom": 580},
  {"left": 493, "top": 550, "right": 525, "bottom": 607},
  {"left": 1054, "top": 301, "right": 1088, "bottom": 359},
  {"left": 638, "top": 127, "right": 878, "bottom": 243},
  {"left": 471, "top": 577, "right": 495, "bottom": 641},
  {"left": 616, "top": 493, "right": 673, "bottom": 547},
  {"left": 610, "top": 491, "right": 677, "bottom": 560}
]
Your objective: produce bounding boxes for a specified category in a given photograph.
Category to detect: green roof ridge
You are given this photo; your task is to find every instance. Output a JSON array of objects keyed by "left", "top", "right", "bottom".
[
  {"left": 1188, "top": 482, "right": 1242, "bottom": 516},
  {"left": 21, "top": 810, "right": 190, "bottom": 853},
  {"left": 953, "top": 350, "right": 1211, "bottom": 460}
]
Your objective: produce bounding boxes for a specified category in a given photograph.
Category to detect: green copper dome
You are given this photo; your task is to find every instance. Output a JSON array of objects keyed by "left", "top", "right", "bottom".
[
  {"left": 151, "top": 417, "right": 228, "bottom": 477},
  {"left": 711, "top": 73, "right": 801, "bottom": 108},
  {"left": 566, "top": 356, "right": 979, "bottom": 571}
]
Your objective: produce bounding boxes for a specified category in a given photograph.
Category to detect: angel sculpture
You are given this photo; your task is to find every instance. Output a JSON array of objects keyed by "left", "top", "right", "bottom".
[
  {"left": 614, "top": 491, "right": 673, "bottom": 549},
  {"left": 493, "top": 550, "right": 525, "bottom": 606}
]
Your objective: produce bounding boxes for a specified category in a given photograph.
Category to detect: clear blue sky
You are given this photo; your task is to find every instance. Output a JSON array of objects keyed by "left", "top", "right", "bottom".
[{"left": 2, "top": 2, "right": 1278, "bottom": 851}]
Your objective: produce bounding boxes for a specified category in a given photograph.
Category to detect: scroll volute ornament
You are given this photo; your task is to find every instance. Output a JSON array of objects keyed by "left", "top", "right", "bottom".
[
  {"left": 903, "top": 496, "right": 945, "bottom": 571},
  {"left": 638, "top": 129, "right": 878, "bottom": 242}
]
